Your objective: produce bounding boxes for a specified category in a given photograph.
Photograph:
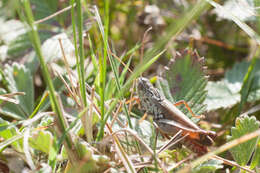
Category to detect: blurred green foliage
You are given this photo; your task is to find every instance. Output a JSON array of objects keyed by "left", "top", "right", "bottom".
[{"left": 0, "top": 0, "right": 260, "bottom": 172}]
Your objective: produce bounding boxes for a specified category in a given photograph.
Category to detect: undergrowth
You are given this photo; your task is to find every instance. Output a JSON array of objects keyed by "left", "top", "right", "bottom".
[{"left": 0, "top": 0, "right": 260, "bottom": 172}]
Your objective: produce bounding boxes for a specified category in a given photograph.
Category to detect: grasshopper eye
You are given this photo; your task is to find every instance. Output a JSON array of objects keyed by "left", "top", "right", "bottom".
[
  {"left": 146, "top": 89, "right": 154, "bottom": 97},
  {"left": 148, "top": 88, "right": 163, "bottom": 101}
]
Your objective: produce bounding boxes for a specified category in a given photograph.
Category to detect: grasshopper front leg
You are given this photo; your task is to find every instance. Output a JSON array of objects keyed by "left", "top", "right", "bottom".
[{"left": 125, "top": 97, "right": 149, "bottom": 124}]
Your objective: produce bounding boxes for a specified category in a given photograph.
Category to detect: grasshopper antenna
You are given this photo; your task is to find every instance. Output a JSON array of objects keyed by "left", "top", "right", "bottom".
[
  {"left": 140, "top": 26, "right": 152, "bottom": 68},
  {"left": 109, "top": 27, "right": 153, "bottom": 113},
  {"left": 109, "top": 26, "right": 152, "bottom": 79},
  {"left": 108, "top": 50, "right": 136, "bottom": 114},
  {"left": 108, "top": 50, "right": 133, "bottom": 74}
]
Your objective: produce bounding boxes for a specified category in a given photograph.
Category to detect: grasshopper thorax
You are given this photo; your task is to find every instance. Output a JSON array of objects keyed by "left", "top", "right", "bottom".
[{"left": 137, "top": 77, "right": 164, "bottom": 119}]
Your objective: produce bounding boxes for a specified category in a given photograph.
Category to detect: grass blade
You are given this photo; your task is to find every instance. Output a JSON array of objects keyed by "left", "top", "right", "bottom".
[{"left": 22, "top": 0, "right": 78, "bottom": 164}]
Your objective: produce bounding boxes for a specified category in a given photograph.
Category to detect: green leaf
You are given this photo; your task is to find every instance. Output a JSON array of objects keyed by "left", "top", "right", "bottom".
[
  {"left": 112, "top": 115, "right": 156, "bottom": 147},
  {"left": 0, "top": 118, "right": 23, "bottom": 152},
  {"left": 7, "top": 32, "right": 31, "bottom": 57},
  {"left": 41, "top": 33, "right": 75, "bottom": 65},
  {"left": 247, "top": 70, "right": 260, "bottom": 102},
  {"left": 205, "top": 81, "right": 240, "bottom": 110},
  {"left": 228, "top": 115, "right": 260, "bottom": 166},
  {"left": 38, "top": 114, "right": 54, "bottom": 127},
  {"left": 0, "top": 19, "right": 48, "bottom": 60},
  {"left": 157, "top": 49, "right": 208, "bottom": 117},
  {"left": 0, "top": 18, "right": 53, "bottom": 60},
  {"left": 0, "top": 63, "right": 34, "bottom": 119},
  {"left": 0, "top": 19, "right": 26, "bottom": 45},
  {"left": 0, "top": 19, "right": 26, "bottom": 61},
  {"left": 207, "top": 0, "right": 260, "bottom": 45},
  {"left": 250, "top": 140, "right": 260, "bottom": 169},
  {"left": 205, "top": 60, "right": 260, "bottom": 111},
  {"left": 29, "top": 130, "right": 53, "bottom": 153},
  {"left": 61, "top": 140, "right": 111, "bottom": 173},
  {"left": 193, "top": 159, "right": 223, "bottom": 173},
  {"left": 7, "top": 31, "right": 52, "bottom": 59},
  {"left": 213, "top": 0, "right": 257, "bottom": 21},
  {"left": 69, "top": 154, "right": 110, "bottom": 173}
]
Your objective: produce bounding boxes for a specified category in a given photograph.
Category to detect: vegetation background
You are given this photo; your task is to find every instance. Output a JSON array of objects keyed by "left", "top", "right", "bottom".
[{"left": 0, "top": 0, "right": 260, "bottom": 172}]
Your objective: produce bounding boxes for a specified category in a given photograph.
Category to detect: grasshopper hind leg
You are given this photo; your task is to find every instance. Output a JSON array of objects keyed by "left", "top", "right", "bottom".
[{"left": 174, "top": 100, "right": 205, "bottom": 119}]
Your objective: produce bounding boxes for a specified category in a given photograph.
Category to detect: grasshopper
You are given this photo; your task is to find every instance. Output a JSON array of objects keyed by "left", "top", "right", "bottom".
[{"left": 136, "top": 77, "right": 216, "bottom": 155}]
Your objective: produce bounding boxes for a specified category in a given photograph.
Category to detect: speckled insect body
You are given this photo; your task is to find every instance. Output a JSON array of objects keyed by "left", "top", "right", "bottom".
[
  {"left": 137, "top": 77, "right": 164, "bottom": 120},
  {"left": 136, "top": 77, "right": 216, "bottom": 155}
]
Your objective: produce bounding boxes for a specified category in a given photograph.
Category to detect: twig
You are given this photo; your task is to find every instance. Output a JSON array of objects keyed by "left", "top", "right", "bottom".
[
  {"left": 157, "top": 131, "right": 187, "bottom": 154},
  {"left": 34, "top": 3, "right": 76, "bottom": 24},
  {"left": 177, "top": 129, "right": 260, "bottom": 173},
  {"left": 85, "top": 83, "right": 125, "bottom": 127},
  {"left": 110, "top": 101, "right": 123, "bottom": 127},
  {"left": 212, "top": 155, "right": 255, "bottom": 173},
  {"left": 240, "top": 104, "right": 260, "bottom": 117},
  {"left": 58, "top": 38, "right": 79, "bottom": 105},
  {"left": 111, "top": 128, "right": 168, "bottom": 173}
]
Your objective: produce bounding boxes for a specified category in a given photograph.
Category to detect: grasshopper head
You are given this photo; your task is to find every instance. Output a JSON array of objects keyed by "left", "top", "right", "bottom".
[
  {"left": 137, "top": 77, "right": 162, "bottom": 101},
  {"left": 137, "top": 77, "right": 153, "bottom": 92}
]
